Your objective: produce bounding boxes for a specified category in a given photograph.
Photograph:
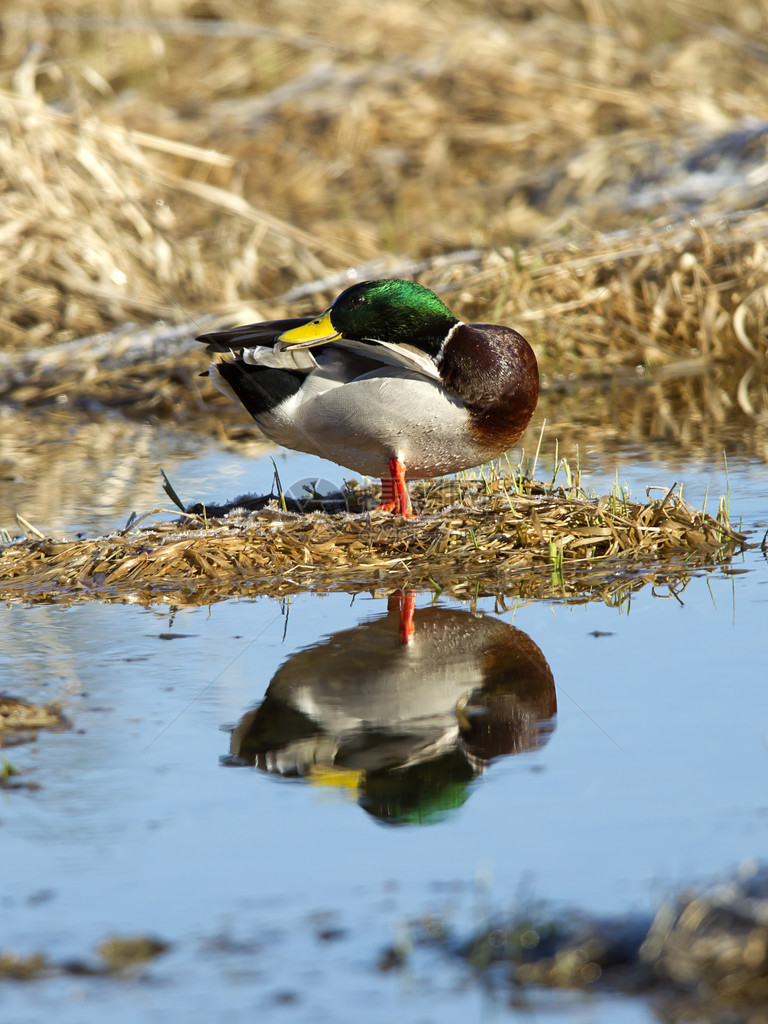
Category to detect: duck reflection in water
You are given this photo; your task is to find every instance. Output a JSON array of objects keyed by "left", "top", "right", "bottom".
[{"left": 226, "top": 593, "right": 556, "bottom": 826}]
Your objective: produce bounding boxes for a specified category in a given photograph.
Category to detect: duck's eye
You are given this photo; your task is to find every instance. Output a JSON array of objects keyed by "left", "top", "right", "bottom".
[{"left": 351, "top": 296, "right": 365, "bottom": 307}]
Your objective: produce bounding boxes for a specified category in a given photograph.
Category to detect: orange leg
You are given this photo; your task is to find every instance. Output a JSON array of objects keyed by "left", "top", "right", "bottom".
[
  {"left": 373, "top": 457, "right": 414, "bottom": 517},
  {"left": 375, "top": 476, "right": 397, "bottom": 514}
]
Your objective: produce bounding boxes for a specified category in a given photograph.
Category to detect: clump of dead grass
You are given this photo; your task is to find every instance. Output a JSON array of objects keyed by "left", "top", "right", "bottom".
[
  {"left": 454, "top": 213, "right": 768, "bottom": 377},
  {"left": 0, "top": 76, "right": 213, "bottom": 345},
  {"left": 0, "top": 477, "right": 747, "bottom": 607},
  {"left": 0, "top": 45, "right": 341, "bottom": 348}
]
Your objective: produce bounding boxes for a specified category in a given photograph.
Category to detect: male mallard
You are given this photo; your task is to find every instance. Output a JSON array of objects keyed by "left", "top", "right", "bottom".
[{"left": 198, "top": 279, "right": 538, "bottom": 517}]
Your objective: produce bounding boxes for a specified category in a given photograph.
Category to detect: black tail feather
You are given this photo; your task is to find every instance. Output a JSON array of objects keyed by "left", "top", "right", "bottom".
[{"left": 214, "top": 360, "right": 305, "bottom": 418}]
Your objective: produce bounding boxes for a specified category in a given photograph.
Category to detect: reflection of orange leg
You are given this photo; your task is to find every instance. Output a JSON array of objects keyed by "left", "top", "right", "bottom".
[
  {"left": 373, "top": 457, "right": 414, "bottom": 517},
  {"left": 390, "top": 588, "right": 416, "bottom": 644},
  {"left": 399, "top": 590, "right": 415, "bottom": 644}
]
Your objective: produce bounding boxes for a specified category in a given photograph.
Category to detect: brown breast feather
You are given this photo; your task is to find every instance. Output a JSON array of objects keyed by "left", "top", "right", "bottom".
[{"left": 438, "top": 323, "right": 539, "bottom": 447}]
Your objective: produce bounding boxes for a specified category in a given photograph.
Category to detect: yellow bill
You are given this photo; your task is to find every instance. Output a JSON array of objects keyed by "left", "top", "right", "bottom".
[{"left": 277, "top": 309, "right": 341, "bottom": 349}]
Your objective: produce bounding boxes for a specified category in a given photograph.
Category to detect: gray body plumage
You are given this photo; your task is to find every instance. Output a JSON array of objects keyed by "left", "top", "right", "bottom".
[{"left": 208, "top": 335, "right": 496, "bottom": 480}]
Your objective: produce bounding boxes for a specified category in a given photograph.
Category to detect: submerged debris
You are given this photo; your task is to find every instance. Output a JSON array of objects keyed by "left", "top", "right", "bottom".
[
  {"left": 96, "top": 935, "right": 171, "bottom": 975},
  {"left": 0, "top": 477, "right": 748, "bottom": 606},
  {"left": 0, "top": 696, "right": 69, "bottom": 748},
  {"left": 0, "top": 696, "right": 69, "bottom": 789},
  {"left": 459, "top": 863, "right": 768, "bottom": 1012},
  {"left": 0, "top": 950, "right": 51, "bottom": 982},
  {"left": 0, "top": 935, "right": 170, "bottom": 983}
]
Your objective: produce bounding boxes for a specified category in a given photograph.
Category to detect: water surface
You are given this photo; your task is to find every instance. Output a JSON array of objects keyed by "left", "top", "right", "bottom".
[{"left": 1, "top": 400, "right": 766, "bottom": 1023}]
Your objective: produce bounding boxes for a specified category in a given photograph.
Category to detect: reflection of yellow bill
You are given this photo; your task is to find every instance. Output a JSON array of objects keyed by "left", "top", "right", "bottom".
[
  {"left": 278, "top": 310, "right": 341, "bottom": 348},
  {"left": 306, "top": 765, "right": 363, "bottom": 793}
]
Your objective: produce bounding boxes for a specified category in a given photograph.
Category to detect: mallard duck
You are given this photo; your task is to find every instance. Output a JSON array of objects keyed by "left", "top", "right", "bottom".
[{"left": 198, "top": 279, "right": 538, "bottom": 517}]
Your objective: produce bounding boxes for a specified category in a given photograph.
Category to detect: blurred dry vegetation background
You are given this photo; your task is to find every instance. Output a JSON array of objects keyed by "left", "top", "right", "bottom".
[{"left": 1, "top": 0, "right": 767, "bottom": 451}]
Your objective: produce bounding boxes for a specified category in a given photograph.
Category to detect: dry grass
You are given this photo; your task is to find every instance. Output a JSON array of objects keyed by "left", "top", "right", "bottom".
[
  {"left": 1, "top": 0, "right": 767, "bottom": 365},
  {"left": 0, "top": 476, "right": 747, "bottom": 607}
]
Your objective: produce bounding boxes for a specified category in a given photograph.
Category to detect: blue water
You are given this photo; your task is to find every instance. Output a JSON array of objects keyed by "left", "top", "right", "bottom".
[{"left": 0, "top": 426, "right": 766, "bottom": 1023}]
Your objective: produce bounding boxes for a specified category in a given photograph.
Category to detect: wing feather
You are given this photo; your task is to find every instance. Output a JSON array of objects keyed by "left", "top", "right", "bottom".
[
  {"left": 197, "top": 318, "right": 311, "bottom": 352},
  {"left": 199, "top": 320, "right": 440, "bottom": 382}
]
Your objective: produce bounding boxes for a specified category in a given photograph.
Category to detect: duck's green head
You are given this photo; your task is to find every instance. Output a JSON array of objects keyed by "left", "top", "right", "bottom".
[{"left": 278, "top": 279, "right": 459, "bottom": 356}]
